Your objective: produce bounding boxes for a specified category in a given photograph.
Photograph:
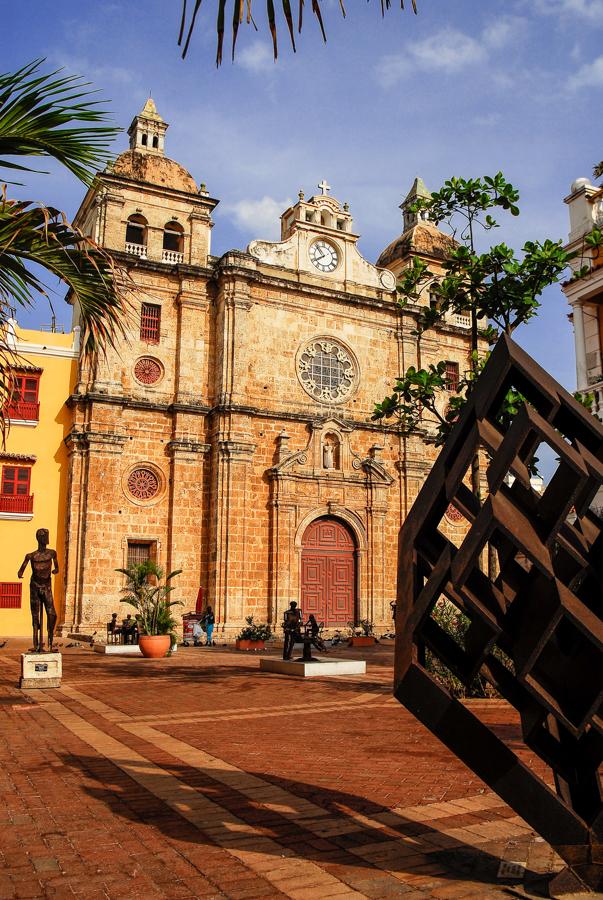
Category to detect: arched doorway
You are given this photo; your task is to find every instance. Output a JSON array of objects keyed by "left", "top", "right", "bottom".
[{"left": 301, "top": 517, "right": 356, "bottom": 626}]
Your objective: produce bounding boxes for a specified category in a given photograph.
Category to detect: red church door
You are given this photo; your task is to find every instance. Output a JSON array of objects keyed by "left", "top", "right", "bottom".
[{"left": 301, "top": 518, "right": 356, "bottom": 627}]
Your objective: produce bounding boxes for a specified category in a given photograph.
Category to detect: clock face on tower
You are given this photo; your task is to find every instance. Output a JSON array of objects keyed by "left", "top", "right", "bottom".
[{"left": 309, "top": 240, "right": 339, "bottom": 273}]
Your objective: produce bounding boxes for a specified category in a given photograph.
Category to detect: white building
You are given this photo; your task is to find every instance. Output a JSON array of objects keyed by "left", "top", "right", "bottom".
[{"left": 562, "top": 177, "right": 603, "bottom": 420}]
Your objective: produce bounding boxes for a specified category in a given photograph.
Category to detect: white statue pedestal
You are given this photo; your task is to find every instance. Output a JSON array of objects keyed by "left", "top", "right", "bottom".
[
  {"left": 260, "top": 656, "right": 366, "bottom": 678},
  {"left": 20, "top": 652, "right": 62, "bottom": 689}
]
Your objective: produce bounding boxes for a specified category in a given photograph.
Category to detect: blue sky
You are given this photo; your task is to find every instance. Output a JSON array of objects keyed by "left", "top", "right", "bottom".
[{"left": 4, "top": 0, "right": 603, "bottom": 397}]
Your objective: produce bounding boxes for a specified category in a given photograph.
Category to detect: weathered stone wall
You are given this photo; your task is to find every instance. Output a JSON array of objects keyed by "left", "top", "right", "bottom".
[{"left": 63, "top": 134, "right": 473, "bottom": 638}]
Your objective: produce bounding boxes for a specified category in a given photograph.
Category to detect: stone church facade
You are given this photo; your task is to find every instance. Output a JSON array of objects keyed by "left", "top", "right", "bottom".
[{"left": 61, "top": 101, "right": 472, "bottom": 637}]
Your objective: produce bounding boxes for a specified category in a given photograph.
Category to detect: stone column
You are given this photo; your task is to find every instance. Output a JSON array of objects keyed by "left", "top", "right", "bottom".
[
  {"left": 60, "top": 430, "right": 88, "bottom": 635},
  {"left": 209, "top": 438, "right": 256, "bottom": 636},
  {"left": 165, "top": 438, "right": 210, "bottom": 604},
  {"left": 268, "top": 490, "right": 297, "bottom": 627},
  {"left": 573, "top": 301, "right": 588, "bottom": 391},
  {"left": 61, "top": 429, "right": 127, "bottom": 633},
  {"left": 175, "top": 278, "right": 210, "bottom": 405}
]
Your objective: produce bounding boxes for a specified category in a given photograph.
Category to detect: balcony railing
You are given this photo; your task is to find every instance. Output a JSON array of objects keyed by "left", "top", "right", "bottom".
[
  {"left": 589, "top": 380, "right": 603, "bottom": 420},
  {"left": 125, "top": 242, "right": 147, "bottom": 259},
  {"left": 161, "top": 249, "right": 183, "bottom": 264},
  {"left": 0, "top": 494, "right": 34, "bottom": 514},
  {"left": 5, "top": 400, "right": 39, "bottom": 421}
]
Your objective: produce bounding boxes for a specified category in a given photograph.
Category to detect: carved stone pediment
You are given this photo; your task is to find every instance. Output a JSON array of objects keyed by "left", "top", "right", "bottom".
[{"left": 270, "top": 424, "right": 393, "bottom": 485}]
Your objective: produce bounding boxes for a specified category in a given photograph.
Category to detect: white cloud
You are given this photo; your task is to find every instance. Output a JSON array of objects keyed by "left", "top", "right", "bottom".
[
  {"left": 376, "top": 28, "right": 484, "bottom": 87},
  {"left": 375, "top": 19, "right": 525, "bottom": 89},
  {"left": 237, "top": 40, "right": 275, "bottom": 73},
  {"left": 223, "top": 195, "right": 293, "bottom": 240},
  {"left": 533, "top": 0, "right": 603, "bottom": 20},
  {"left": 567, "top": 54, "right": 603, "bottom": 88},
  {"left": 482, "top": 16, "right": 527, "bottom": 49}
]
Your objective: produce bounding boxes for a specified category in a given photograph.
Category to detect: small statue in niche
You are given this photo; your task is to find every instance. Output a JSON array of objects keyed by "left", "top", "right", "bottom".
[{"left": 322, "top": 434, "right": 339, "bottom": 470}]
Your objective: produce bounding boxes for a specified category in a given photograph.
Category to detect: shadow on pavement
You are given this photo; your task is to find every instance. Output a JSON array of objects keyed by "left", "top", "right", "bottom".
[{"left": 67, "top": 749, "right": 551, "bottom": 897}]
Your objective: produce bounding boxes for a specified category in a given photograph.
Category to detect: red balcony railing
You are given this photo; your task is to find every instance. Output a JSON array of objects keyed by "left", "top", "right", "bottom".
[
  {"left": 6, "top": 400, "right": 40, "bottom": 421},
  {"left": 0, "top": 494, "right": 34, "bottom": 514}
]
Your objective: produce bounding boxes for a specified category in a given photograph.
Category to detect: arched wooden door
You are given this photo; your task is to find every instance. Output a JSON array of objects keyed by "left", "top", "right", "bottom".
[{"left": 301, "top": 517, "right": 356, "bottom": 626}]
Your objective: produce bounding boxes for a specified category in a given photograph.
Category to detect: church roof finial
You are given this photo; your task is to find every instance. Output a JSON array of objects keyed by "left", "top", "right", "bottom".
[{"left": 139, "top": 96, "right": 163, "bottom": 123}]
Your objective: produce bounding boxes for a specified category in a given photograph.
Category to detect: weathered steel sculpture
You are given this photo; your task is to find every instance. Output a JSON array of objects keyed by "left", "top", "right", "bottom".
[{"left": 394, "top": 335, "right": 602, "bottom": 896}]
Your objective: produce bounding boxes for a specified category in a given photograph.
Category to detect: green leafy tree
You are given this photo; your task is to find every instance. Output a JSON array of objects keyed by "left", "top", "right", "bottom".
[
  {"left": 117, "top": 559, "right": 183, "bottom": 640},
  {"left": 178, "top": 0, "right": 417, "bottom": 64},
  {"left": 0, "top": 60, "right": 132, "bottom": 433},
  {"left": 373, "top": 173, "right": 601, "bottom": 458}
]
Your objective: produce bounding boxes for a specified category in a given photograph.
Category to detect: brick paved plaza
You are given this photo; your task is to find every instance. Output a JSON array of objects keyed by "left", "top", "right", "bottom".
[{"left": 0, "top": 641, "right": 569, "bottom": 899}]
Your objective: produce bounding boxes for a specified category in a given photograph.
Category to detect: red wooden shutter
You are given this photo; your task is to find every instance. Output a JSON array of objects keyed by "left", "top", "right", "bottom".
[
  {"left": 140, "top": 303, "right": 161, "bottom": 343},
  {"left": 445, "top": 361, "right": 459, "bottom": 391},
  {"left": 1, "top": 466, "right": 31, "bottom": 495},
  {"left": 0, "top": 582, "right": 22, "bottom": 609}
]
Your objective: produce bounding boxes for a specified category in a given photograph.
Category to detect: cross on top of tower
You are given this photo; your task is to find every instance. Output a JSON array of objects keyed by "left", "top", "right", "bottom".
[{"left": 318, "top": 179, "right": 331, "bottom": 196}]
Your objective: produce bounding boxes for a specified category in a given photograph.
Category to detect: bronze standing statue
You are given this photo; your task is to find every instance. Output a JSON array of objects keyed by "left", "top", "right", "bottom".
[{"left": 18, "top": 528, "right": 59, "bottom": 653}]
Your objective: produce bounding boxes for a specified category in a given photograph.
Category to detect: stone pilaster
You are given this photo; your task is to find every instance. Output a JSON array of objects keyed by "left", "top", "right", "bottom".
[
  {"left": 209, "top": 438, "right": 256, "bottom": 634},
  {"left": 165, "top": 438, "right": 210, "bottom": 603}
]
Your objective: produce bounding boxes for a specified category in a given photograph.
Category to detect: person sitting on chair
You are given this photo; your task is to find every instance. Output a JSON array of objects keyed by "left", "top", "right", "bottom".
[
  {"left": 108, "top": 613, "right": 122, "bottom": 642},
  {"left": 122, "top": 614, "right": 137, "bottom": 645},
  {"left": 283, "top": 601, "right": 302, "bottom": 660}
]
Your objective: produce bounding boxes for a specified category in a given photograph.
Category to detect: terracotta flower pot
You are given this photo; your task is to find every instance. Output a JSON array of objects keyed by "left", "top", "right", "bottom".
[
  {"left": 235, "top": 639, "right": 265, "bottom": 651},
  {"left": 350, "top": 636, "right": 375, "bottom": 647},
  {"left": 138, "top": 635, "right": 171, "bottom": 658}
]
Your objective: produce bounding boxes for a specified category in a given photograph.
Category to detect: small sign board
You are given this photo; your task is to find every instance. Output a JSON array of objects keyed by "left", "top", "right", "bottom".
[{"left": 34, "top": 663, "right": 48, "bottom": 673}]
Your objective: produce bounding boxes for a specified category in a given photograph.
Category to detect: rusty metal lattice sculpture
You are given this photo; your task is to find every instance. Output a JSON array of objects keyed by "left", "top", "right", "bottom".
[{"left": 394, "top": 334, "right": 602, "bottom": 895}]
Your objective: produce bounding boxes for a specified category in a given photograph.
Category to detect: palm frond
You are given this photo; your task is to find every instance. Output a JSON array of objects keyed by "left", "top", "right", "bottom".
[
  {"left": 0, "top": 192, "right": 133, "bottom": 358},
  {"left": 0, "top": 59, "right": 120, "bottom": 185},
  {"left": 179, "top": 0, "right": 417, "bottom": 63}
]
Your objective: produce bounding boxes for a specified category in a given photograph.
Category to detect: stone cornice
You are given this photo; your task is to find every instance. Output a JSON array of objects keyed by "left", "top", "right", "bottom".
[
  {"left": 67, "top": 392, "right": 405, "bottom": 435},
  {"left": 166, "top": 439, "right": 211, "bottom": 457},
  {"left": 218, "top": 439, "right": 256, "bottom": 460},
  {"left": 100, "top": 171, "right": 219, "bottom": 208},
  {"left": 64, "top": 429, "right": 127, "bottom": 454}
]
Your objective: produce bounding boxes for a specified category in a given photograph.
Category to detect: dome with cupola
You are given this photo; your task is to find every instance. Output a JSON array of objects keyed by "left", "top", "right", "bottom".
[
  {"left": 377, "top": 177, "right": 455, "bottom": 274},
  {"left": 109, "top": 99, "right": 198, "bottom": 195}
]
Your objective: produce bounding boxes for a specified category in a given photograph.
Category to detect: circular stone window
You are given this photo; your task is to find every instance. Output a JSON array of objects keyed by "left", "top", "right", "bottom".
[
  {"left": 297, "top": 337, "right": 357, "bottom": 404},
  {"left": 127, "top": 467, "right": 160, "bottom": 502},
  {"left": 134, "top": 356, "right": 163, "bottom": 386},
  {"left": 445, "top": 503, "right": 464, "bottom": 524}
]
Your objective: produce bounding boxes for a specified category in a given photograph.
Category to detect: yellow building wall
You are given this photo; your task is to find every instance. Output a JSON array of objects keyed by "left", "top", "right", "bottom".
[{"left": 0, "top": 325, "right": 77, "bottom": 637}]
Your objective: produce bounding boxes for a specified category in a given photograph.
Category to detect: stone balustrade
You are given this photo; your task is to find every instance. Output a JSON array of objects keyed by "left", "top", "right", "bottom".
[{"left": 125, "top": 242, "right": 147, "bottom": 259}]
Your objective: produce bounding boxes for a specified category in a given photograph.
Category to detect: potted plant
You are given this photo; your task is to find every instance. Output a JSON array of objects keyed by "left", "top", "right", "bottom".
[
  {"left": 348, "top": 619, "right": 378, "bottom": 647},
  {"left": 235, "top": 616, "right": 272, "bottom": 651},
  {"left": 117, "top": 560, "right": 182, "bottom": 658}
]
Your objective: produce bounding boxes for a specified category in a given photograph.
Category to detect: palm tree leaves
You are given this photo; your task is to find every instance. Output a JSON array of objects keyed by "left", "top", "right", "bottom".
[
  {"left": 0, "top": 190, "right": 133, "bottom": 356},
  {"left": 0, "top": 59, "right": 120, "bottom": 185},
  {"left": 0, "top": 59, "right": 132, "bottom": 442},
  {"left": 117, "top": 561, "right": 183, "bottom": 636},
  {"left": 179, "top": 0, "right": 417, "bottom": 64}
]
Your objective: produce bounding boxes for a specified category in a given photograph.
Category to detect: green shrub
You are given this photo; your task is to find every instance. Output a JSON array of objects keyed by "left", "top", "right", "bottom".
[{"left": 237, "top": 615, "right": 272, "bottom": 642}]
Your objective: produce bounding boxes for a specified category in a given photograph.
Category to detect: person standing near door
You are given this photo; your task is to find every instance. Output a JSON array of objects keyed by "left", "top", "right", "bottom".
[{"left": 203, "top": 605, "right": 215, "bottom": 646}]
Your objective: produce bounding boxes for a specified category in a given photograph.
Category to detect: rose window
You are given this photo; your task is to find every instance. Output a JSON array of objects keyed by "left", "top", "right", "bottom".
[
  {"left": 127, "top": 467, "right": 159, "bottom": 501},
  {"left": 445, "top": 503, "right": 464, "bottom": 524},
  {"left": 298, "top": 339, "right": 356, "bottom": 403},
  {"left": 134, "top": 357, "right": 162, "bottom": 385}
]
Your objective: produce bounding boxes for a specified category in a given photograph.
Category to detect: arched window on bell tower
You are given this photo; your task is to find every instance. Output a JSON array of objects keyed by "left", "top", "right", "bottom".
[
  {"left": 162, "top": 221, "right": 184, "bottom": 262},
  {"left": 125, "top": 214, "right": 148, "bottom": 258}
]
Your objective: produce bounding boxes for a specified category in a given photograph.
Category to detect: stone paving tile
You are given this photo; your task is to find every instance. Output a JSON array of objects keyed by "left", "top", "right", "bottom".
[{"left": 0, "top": 640, "right": 565, "bottom": 898}]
